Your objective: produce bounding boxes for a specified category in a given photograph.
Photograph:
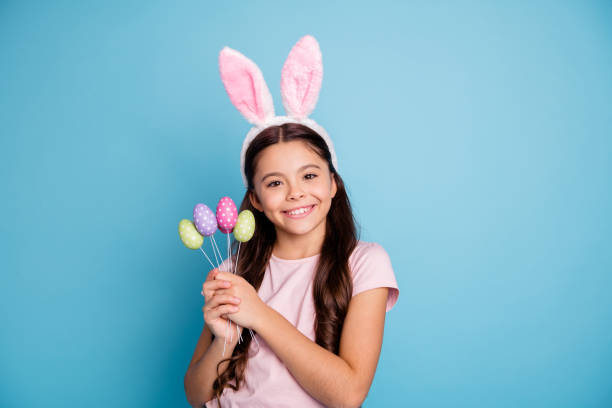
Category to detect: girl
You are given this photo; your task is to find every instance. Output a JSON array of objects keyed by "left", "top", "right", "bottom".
[{"left": 184, "top": 37, "right": 399, "bottom": 408}]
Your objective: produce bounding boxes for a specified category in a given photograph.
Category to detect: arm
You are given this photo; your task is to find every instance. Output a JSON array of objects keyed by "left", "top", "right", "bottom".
[
  {"left": 253, "top": 287, "right": 389, "bottom": 408},
  {"left": 184, "top": 324, "right": 238, "bottom": 407}
]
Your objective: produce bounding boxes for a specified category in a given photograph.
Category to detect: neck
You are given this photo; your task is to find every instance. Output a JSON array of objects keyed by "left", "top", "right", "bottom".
[{"left": 273, "top": 219, "right": 326, "bottom": 260}]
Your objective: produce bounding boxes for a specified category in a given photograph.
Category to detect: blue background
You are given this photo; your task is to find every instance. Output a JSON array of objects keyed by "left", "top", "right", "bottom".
[{"left": 1, "top": 1, "right": 611, "bottom": 407}]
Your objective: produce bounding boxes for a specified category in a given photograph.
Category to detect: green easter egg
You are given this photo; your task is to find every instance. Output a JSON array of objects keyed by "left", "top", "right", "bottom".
[
  {"left": 233, "top": 210, "right": 255, "bottom": 242},
  {"left": 178, "top": 219, "right": 203, "bottom": 249}
]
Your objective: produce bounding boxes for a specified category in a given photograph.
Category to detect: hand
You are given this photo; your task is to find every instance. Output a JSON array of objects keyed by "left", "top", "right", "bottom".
[
  {"left": 201, "top": 268, "right": 243, "bottom": 342},
  {"left": 213, "top": 271, "right": 268, "bottom": 331}
]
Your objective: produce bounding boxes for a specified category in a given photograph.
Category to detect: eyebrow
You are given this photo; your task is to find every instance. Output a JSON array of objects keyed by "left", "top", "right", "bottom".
[{"left": 260, "top": 164, "right": 321, "bottom": 183}]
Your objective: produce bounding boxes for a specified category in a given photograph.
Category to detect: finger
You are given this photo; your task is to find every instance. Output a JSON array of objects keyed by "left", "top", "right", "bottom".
[
  {"left": 211, "top": 288, "right": 236, "bottom": 297},
  {"left": 204, "top": 304, "right": 240, "bottom": 321},
  {"left": 205, "top": 268, "right": 220, "bottom": 282},
  {"left": 214, "top": 271, "right": 238, "bottom": 282},
  {"left": 202, "top": 279, "right": 232, "bottom": 301},
  {"left": 202, "top": 279, "right": 231, "bottom": 293},
  {"left": 205, "top": 294, "right": 241, "bottom": 309}
]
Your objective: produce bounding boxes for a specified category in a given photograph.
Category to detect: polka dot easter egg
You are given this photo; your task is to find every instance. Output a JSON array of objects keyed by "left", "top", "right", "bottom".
[
  {"left": 233, "top": 210, "right": 255, "bottom": 242},
  {"left": 178, "top": 219, "right": 203, "bottom": 250},
  {"left": 216, "top": 197, "right": 238, "bottom": 234},
  {"left": 193, "top": 203, "right": 217, "bottom": 237}
]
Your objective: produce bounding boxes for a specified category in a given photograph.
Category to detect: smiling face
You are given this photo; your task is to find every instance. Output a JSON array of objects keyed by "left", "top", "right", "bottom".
[{"left": 249, "top": 140, "right": 337, "bottom": 240}]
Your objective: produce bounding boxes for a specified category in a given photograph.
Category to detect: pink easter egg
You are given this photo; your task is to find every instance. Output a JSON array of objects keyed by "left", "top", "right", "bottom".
[{"left": 216, "top": 196, "right": 238, "bottom": 234}]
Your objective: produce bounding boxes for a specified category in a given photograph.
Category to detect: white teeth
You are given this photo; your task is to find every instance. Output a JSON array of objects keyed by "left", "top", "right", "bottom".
[{"left": 287, "top": 206, "right": 311, "bottom": 215}]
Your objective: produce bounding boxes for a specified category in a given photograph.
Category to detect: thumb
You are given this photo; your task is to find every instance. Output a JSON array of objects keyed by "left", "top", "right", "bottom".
[{"left": 207, "top": 268, "right": 219, "bottom": 281}]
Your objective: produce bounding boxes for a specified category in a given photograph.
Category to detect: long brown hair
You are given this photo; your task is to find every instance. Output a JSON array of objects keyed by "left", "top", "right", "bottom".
[{"left": 211, "top": 123, "right": 358, "bottom": 405}]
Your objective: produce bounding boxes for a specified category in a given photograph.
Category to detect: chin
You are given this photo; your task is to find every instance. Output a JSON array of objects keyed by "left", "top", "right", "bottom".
[
  {"left": 287, "top": 226, "right": 317, "bottom": 236},
  {"left": 281, "top": 217, "right": 326, "bottom": 237}
]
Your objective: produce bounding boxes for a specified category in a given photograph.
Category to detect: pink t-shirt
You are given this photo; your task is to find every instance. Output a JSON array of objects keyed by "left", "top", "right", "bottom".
[{"left": 206, "top": 241, "right": 399, "bottom": 407}]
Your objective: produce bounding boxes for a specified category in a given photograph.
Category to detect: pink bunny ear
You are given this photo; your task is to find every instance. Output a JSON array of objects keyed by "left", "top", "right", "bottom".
[
  {"left": 280, "top": 35, "right": 323, "bottom": 119},
  {"left": 219, "top": 47, "right": 275, "bottom": 126}
]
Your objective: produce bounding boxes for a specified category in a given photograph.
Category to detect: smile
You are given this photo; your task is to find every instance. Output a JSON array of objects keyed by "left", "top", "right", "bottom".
[{"left": 282, "top": 204, "right": 316, "bottom": 218}]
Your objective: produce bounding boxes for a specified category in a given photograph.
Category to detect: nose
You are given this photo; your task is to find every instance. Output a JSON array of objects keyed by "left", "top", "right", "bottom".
[{"left": 287, "top": 183, "right": 305, "bottom": 201}]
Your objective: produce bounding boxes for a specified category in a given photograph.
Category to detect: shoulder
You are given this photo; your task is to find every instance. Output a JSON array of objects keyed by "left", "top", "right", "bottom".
[
  {"left": 348, "top": 241, "right": 394, "bottom": 279},
  {"left": 349, "top": 241, "right": 399, "bottom": 312},
  {"left": 349, "top": 241, "right": 391, "bottom": 266}
]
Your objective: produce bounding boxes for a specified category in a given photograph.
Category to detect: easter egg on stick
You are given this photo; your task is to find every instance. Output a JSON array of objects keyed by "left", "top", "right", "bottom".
[
  {"left": 178, "top": 219, "right": 204, "bottom": 250},
  {"left": 193, "top": 203, "right": 217, "bottom": 236},
  {"left": 216, "top": 197, "right": 238, "bottom": 234},
  {"left": 233, "top": 210, "right": 255, "bottom": 242},
  {"left": 230, "top": 209, "right": 258, "bottom": 349}
]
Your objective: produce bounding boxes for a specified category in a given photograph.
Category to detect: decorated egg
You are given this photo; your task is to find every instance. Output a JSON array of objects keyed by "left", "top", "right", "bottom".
[
  {"left": 216, "top": 196, "right": 238, "bottom": 234},
  {"left": 193, "top": 203, "right": 217, "bottom": 237},
  {"left": 178, "top": 219, "right": 203, "bottom": 250},
  {"left": 233, "top": 210, "right": 255, "bottom": 242}
]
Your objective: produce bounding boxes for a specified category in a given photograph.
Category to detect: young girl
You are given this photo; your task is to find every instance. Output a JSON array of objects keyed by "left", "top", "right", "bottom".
[{"left": 184, "top": 36, "right": 399, "bottom": 408}]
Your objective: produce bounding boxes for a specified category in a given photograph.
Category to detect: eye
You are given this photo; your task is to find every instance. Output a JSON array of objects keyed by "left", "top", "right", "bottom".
[
  {"left": 266, "top": 180, "right": 281, "bottom": 188},
  {"left": 304, "top": 173, "right": 318, "bottom": 180}
]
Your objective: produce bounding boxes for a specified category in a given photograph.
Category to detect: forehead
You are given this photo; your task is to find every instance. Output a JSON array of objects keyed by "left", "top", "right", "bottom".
[{"left": 254, "top": 140, "right": 328, "bottom": 174}]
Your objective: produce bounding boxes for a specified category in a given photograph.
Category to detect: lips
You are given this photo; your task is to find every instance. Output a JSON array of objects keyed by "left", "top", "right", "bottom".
[{"left": 282, "top": 204, "right": 315, "bottom": 218}]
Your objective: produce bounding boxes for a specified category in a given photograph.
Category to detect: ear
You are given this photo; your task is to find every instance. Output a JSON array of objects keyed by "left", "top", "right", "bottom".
[
  {"left": 249, "top": 190, "right": 263, "bottom": 212},
  {"left": 219, "top": 46, "right": 275, "bottom": 126},
  {"left": 280, "top": 35, "right": 323, "bottom": 119}
]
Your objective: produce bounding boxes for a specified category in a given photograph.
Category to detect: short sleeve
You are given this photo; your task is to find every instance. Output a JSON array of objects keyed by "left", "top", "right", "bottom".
[{"left": 349, "top": 242, "right": 400, "bottom": 312}]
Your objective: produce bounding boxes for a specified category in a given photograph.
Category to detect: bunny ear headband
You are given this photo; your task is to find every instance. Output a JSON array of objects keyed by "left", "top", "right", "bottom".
[{"left": 218, "top": 35, "right": 338, "bottom": 188}]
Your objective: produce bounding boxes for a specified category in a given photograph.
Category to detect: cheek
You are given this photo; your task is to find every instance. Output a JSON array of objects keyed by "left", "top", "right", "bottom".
[
  {"left": 259, "top": 189, "right": 285, "bottom": 211},
  {"left": 314, "top": 181, "right": 334, "bottom": 201}
]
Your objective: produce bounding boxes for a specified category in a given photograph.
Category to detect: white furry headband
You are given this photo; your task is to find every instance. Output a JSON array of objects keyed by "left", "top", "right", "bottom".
[{"left": 218, "top": 35, "right": 338, "bottom": 188}]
